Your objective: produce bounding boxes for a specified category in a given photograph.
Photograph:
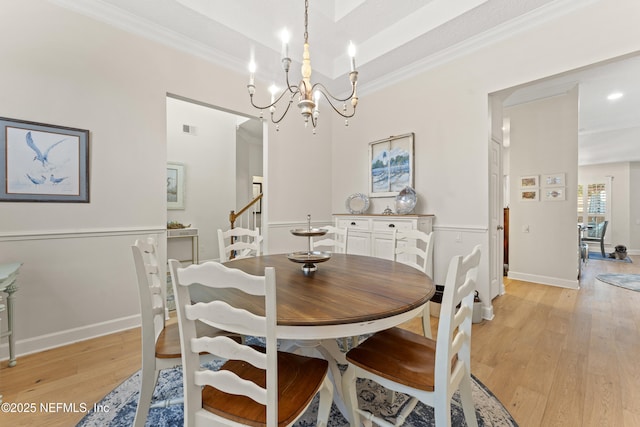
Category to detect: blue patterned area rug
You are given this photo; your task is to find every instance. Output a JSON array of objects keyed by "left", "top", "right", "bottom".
[
  {"left": 596, "top": 273, "right": 640, "bottom": 291},
  {"left": 588, "top": 251, "right": 632, "bottom": 263},
  {"left": 77, "top": 360, "right": 518, "bottom": 427}
]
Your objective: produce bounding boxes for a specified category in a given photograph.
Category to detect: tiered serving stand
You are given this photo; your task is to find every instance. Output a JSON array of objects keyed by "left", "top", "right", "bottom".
[{"left": 287, "top": 215, "right": 331, "bottom": 275}]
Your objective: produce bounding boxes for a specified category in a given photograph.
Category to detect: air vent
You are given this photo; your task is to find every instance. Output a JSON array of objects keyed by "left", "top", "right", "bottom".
[{"left": 182, "top": 124, "right": 197, "bottom": 135}]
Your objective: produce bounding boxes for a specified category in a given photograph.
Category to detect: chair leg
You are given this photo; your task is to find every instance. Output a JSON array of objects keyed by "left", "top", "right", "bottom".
[
  {"left": 316, "top": 376, "right": 334, "bottom": 427},
  {"left": 600, "top": 240, "right": 605, "bottom": 258},
  {"left": 342, "top": 365, "right": 361, "bottom": 426},
  {"left": 421, "top": 305, "right": 433, "bottom": 339},
  {"left": 433, "top": 394, "right": 452, "bottom": 427},
  {"left": 134, "top": 366, "right": 160, "bottom": 427},
  {"left": 458, "top": 374, "right": 478, "bottom": 427}
]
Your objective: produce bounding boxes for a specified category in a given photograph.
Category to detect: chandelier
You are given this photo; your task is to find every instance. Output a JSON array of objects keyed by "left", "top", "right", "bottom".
[{"left": 247, "top": 0, "right": 359, "bottom": 133}]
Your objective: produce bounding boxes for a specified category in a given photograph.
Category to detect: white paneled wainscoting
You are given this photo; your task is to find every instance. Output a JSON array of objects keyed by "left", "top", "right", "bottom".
[{"left": 0, "top": 227, "right": 166, "bottom": 361}]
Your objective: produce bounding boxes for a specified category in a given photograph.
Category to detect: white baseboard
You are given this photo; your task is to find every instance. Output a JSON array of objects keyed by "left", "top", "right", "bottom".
[
  {"left": 481, "top": 304, "right": 495, "bottom": 321},
  {"left": 0, "top": 314, "right": 141, "bottom": 362},
  {"left": 507, "top": 271, "right": 579, "bottom": 289}
]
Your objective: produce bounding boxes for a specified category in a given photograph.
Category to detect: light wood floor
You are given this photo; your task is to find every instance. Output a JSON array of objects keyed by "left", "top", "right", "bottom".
[{"left": 1, "top": 256, "right": 639, "bottom": 426}]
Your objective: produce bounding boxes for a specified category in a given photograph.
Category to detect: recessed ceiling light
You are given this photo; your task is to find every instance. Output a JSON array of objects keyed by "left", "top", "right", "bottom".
[{"left": 607, "top": 92, "right": 624, "bottom": 101}]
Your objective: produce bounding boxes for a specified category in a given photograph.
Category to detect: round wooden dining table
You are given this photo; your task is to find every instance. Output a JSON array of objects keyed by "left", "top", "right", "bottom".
[
  {"left": 215, "top": 253, "right": 436, "bottom": 341},
  {"left": 192, "top": 252, "right": 435, "bottom": 414}
]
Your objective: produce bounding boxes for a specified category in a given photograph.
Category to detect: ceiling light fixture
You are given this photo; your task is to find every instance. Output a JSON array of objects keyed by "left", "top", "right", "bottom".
[
  {"left": 607, "top": 92, "right": 624, "bottom": 101},
  {"left": 247, "top": 0, "right": 359, "bottom": 134}
]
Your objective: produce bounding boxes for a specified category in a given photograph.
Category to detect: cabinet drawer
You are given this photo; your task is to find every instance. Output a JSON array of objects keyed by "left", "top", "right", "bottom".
[
  {"left": 372, "top": 220, "right": 412, "bottom": 231},
  {"left": 338, "top": 219, "right": 370, "bottom": 231}
]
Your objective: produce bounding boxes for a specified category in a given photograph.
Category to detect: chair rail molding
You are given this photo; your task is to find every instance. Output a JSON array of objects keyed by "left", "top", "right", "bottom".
[
  {"left": 0, "top": 226, "right": 167, "bottom": 242},
  {"left": 433, "top": 224, "right": 488, "bottom": 233}
]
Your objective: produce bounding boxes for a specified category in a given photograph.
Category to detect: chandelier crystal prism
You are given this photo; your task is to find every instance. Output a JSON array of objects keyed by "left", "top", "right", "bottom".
[{"left": 247, "top": 0, "right": 359, "bottom": 133}]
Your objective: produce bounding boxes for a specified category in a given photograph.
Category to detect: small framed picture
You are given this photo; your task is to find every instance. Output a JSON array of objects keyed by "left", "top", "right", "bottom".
[
  {"left": 0, "top": 117, "right": 90, "bottom": 202},
  {"left": 519, "top": 175, "right": 539, "bottom": 188},
  {"left": 520, "top": 189, "right": 539, "bottom": 202},
  {"left": 167, "top": 162, "right": 185, "bottom": 209},
  {"left": 544, "top": 187, "right": 566, "bottom": 201},
  {"left": 542, "top": 173, "right": 565, "bottom": 187}
]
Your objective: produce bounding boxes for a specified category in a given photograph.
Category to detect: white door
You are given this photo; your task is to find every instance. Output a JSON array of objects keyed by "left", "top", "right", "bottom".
[{"left": 489, "top": 136, "right": 505, "bottom": 298}]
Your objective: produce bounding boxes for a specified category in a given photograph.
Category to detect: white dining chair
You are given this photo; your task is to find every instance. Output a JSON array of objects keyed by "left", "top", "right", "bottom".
[
  {"left": 217, "top": 227, "right": 262, "bottom": 262},
  {"left": 311, "top": 225, "right": 349, "bottom": 349},
  {"left": 342, "top": 245, "right": 482, "bottom": 427},
  {"left": 169, "top": 259, "right": 334, "bottom": 427},
  {"left": 392, "top": 228, "right": 435, "bottom": 338},
  {"left": 311, "top": 225, "right": 348, "bottom": 253},
  {"left": 132, "top": 237, "right": 236, "bottom": 427}
]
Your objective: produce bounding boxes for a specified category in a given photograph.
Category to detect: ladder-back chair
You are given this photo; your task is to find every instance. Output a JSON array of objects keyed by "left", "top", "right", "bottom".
[
  {"left": 342, "top": 245, "right": 482, "bottom": 427},
  {"left": 392, "top": 229, "right": 435, "bottom": 338},
  {"left": 169, "top": 259, "right": 333, "bottom": 427},
  {"left": 311, "top": 225, "right": 348, "bottom": 253},
  {"left": 217, "top": 227, "right": 262, "bottom": 262},
  {"left": 132, "top": 238, "right": 234, "bottom": 426}
]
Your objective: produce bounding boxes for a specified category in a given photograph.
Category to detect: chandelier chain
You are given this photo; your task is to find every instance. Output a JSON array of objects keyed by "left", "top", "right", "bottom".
[
  {"left": 304, "top": 0, "right": 309, "bottom": 44},
  {"left": 246, "top": 0, "right": 358, "bottom": 131}
]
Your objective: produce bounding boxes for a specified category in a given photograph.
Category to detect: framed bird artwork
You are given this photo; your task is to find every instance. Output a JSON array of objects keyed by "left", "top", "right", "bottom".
[{"left": 0, "top": 117, "right": 89, "bottom": 202}]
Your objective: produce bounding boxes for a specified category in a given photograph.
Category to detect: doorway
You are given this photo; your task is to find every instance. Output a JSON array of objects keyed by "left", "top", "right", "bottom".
[
  {"left": 166, "top": 95, "right": 264, "bottom": 264},
  {"left": 489, "top": 53, "right": 640, "bottom": 289}
]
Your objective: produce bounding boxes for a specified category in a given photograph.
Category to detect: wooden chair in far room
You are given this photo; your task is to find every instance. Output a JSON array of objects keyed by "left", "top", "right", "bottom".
[
  {"left": 312, "top": 225, "right": 348, "bottom": 253},
  {"left": 217, "top": 227, "right": 262, "bottom": 262},
  {"left": 168, "top": 259, "right": 334, "bottom": 427},
  {"left": 131, "top": 237, "right": 237, "bottom": 427},
  {"left": 582, "top": 220, "right": 608, "bottom": 257},
  {"left": 392, "top": 228, "right": 435, "bottom": 339},
  {"left": 342, "top": 245, "right": 482, "bottom": 427}
]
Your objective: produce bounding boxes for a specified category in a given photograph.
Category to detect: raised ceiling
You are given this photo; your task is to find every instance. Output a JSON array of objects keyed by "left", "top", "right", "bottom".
[
  {"left": 52, "top": 0, "right": 564, "bottom": 92},
  {"left": 52, "top": 0, "right": 638, "bottom": 165}
]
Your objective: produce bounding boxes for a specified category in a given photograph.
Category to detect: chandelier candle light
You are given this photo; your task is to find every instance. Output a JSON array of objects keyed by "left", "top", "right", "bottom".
[{"left": 247, "top": 0, "right": 359, "bottom": 133}]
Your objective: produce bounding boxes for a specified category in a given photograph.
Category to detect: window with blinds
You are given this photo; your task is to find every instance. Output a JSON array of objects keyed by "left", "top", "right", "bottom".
[
  {"left": 580, "top": 183, "right": 607, "bottom": 238},
  {"left": 577, "top": 184, "right": 584, "bottom": 223}
]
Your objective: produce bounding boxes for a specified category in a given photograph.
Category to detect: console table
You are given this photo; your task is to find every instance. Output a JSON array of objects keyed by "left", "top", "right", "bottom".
[
  {"left": 167, "top": 228, "right": 199, "bottom": 264},
  {"left": 0, "top": 262, "right": 22, "bottom": 367}
]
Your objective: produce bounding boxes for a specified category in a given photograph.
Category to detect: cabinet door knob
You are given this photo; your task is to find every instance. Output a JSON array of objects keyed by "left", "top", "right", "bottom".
[
  {"left": 350, "top": 222, "right": 356, "bottom": 226},
  {"left": 497, "top": 225, "right": 504, "bottom": 230},
  {"left": 388, "top": 224, "right": 395, "bottom": 228}
]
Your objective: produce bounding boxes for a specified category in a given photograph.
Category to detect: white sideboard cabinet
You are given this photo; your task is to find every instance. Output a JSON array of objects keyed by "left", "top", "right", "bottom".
[{"left": 334, "top": 214, "right": 434, "bottom": 265}]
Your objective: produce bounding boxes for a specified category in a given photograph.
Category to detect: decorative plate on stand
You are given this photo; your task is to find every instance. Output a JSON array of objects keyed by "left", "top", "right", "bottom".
[{"left": 346, "top": 193, "right": 370, "bottom": 214}]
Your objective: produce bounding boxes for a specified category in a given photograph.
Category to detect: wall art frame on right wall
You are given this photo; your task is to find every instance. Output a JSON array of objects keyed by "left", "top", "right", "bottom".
[{"left": 520, "top": 188, "right": 539, "bottom": 202}]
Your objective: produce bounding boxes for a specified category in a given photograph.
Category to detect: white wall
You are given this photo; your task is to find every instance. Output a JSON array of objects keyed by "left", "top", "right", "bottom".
[
  {"left": 330, "top": 0, "right": 640, "bottom": 314},
  {"left": 3, "top": 0, "right": 640, "bottom": 357},
  {"left": 236, "top": 120, "right": 263, "bottom": 222},
  {"left": 507, "top": 90, "right": 579, "bottom": 288},
  {"left": 265, "top": 117, "right": 335, "bottom": 255},
  {"left": 166, "top": 97, "right": 237, "bottom": 263},
  {"left": 0, "top": 0, "right": 333, "bottom": 359}
]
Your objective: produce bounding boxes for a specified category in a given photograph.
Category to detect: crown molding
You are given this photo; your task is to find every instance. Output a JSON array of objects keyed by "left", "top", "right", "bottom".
[
  {"left": 49, "top": 0, "right": 599, "bottom": 98},
  {"left": 48, "top": 0, "right": 247, "bottom": 73},
  {"left": 357, "top": 0, "right": 600, "bottom": 96}
]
